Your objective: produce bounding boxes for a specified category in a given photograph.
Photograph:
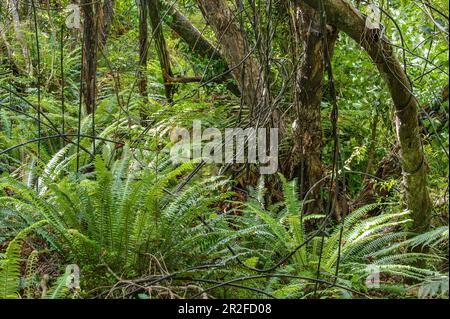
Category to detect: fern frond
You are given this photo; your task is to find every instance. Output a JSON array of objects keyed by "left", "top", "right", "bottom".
[
  {"left": 0, "top": 220, "right": 46, "bottom": 299},
  {"left": 44, "top": 271, "right": 71, "bottom": 299},
  {"left": 24, "top": 250, "right": 39, "bottom": 299}
]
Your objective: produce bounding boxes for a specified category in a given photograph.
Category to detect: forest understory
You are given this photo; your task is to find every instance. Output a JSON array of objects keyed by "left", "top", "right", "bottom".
[{"left": 0, "top": 0, "right": 448, "bottom": 299}]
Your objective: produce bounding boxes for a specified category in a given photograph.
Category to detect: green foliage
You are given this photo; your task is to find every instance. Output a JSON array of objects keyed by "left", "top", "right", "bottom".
[
  {"left": 416, "top": 275, "right": 449, "bottom": 299},
  {"left": 0, "top": 146, "right": 232, "bottom": 290},
  {"left": 223, "top": 176, "right": 445, "bottom": 298},
  {"left": 42, "top": 270, "right": 72, "bottom": 299},
  {"left": 24, "top": 250, "right": 39, "bottom": 299},
  {"left": 0, "top": 0, "right": 448, "bottom": 300},
  {"left": 0, "top": 220, "right": 46, "bottom": 299}
]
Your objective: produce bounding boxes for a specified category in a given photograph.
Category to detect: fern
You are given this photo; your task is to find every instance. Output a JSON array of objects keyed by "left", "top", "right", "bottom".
[
  {"left": 24, "top": 250, "right": 39, "bottom": 299},
  {"left": 416, "top": 275, "right": 449, "bottom": 299},
  {"left": 225, "top": 174, "right": 444, "bottom": 296},
  {"left": 0, "top": 148, "right": 232, "bottom": 290},
  {"left": 0, "top": 220, "right": 46, "bottom": 299},
  {"left": 43, "top": 271, "right": 71, "bottom": 299}
]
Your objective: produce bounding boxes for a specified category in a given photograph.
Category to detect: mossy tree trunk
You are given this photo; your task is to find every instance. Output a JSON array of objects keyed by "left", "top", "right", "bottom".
[{"left": 298, "top": 0, "right": 431, "bottom": 233}]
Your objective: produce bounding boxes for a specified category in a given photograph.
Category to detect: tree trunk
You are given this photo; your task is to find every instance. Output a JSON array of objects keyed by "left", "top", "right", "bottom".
[
  {"left": 284, "top": 2, "right": 338, "bottom": 214},
  {"left": 161, "top": 1, "right": 240, "bottom": 96},
  {"left": 365, "top": 111, "right": 379, "bottom": 179},
  {"left": 196, "top": 0, "right": 266, "bottom": 122},
  {"left": 289, "top": 4, "right": 325, "bottom": 213},
  {"left": 138, "top": 0, "right": 148, "bottom": 103},
  {"left": 99, "top": 0, "right": 114, "bottom": 48},
  {"left": 147, "top": 0, "right": 174, "bottom": 102},
  {"left": 163, "top": 3, "right": 221, "bottom": 60},
  {"left": 9, "top": 0, "right": 32, "bottom": 75},
  {"left": 81, "top": 0, "right": 113, "bottom": 114},
  {"left": 299, "top": 0, "right": 431, "bottom": 233},
  {"left": 81, "top": 0, "right": 100, "bottom": 115},
  {"left": 0, "top": 22, "right": 16, "bottom": 71}
]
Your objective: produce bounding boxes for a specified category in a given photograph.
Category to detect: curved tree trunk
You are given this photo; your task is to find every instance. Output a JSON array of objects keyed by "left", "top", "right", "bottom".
[{"left": 299, "top": 0, "right": 431, "bottom": 233}]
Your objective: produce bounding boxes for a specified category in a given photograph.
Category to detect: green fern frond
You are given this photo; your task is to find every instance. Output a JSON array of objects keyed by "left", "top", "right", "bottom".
[
  {"left": 0, "top": 220, "right": 46, "bottom": 299},
  {"left": 43, "top": 271, "right": 71, "bottom": 299},
  {"left": 24, "top": 250, "right": 39, "bottom": 299}
]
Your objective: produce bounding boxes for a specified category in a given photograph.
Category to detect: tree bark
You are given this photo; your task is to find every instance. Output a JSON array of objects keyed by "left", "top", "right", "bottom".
[
  {"left": 81, "top": 0, "right": 100, "bottom": 114},
  {"left": 138, "top": 0, "right": 148, "bottom": 102},
  {"left": 196, "top": 0, "right": 266, "bottom": 122},
  {"left": 9, "top": 0, "right": 32, "bottom": 75},
  {"left": 298, "top": 0, "right": 431, "bottom": 233},
  {"left": 0, "top": 22, "right": 16, "bottom": 71},
  {"left": 80, "top": 0, "right": 113, "bottom": 114},
  {"left": 161, "top": 1, "right": 240, "bottom": 96},
  {"left": 99, "top": 0, "right": 114, "bottom": 48},
  {"left": 289, "top": 3, "right": 325, "bottom": 213},
  {"left": 163, "top": 3, "right": 221, "bottom": 60},
  {"left": 148, "top": 0, "right": 174, "bottom": 102},
  {"left": 283, "top": 2, "right": 338, "bottom": 214}
]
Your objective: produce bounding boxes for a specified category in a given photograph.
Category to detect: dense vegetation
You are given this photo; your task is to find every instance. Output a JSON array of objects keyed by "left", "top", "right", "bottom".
[{"left": 0, "top": 0, "right": 448, "bottom": 299}]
